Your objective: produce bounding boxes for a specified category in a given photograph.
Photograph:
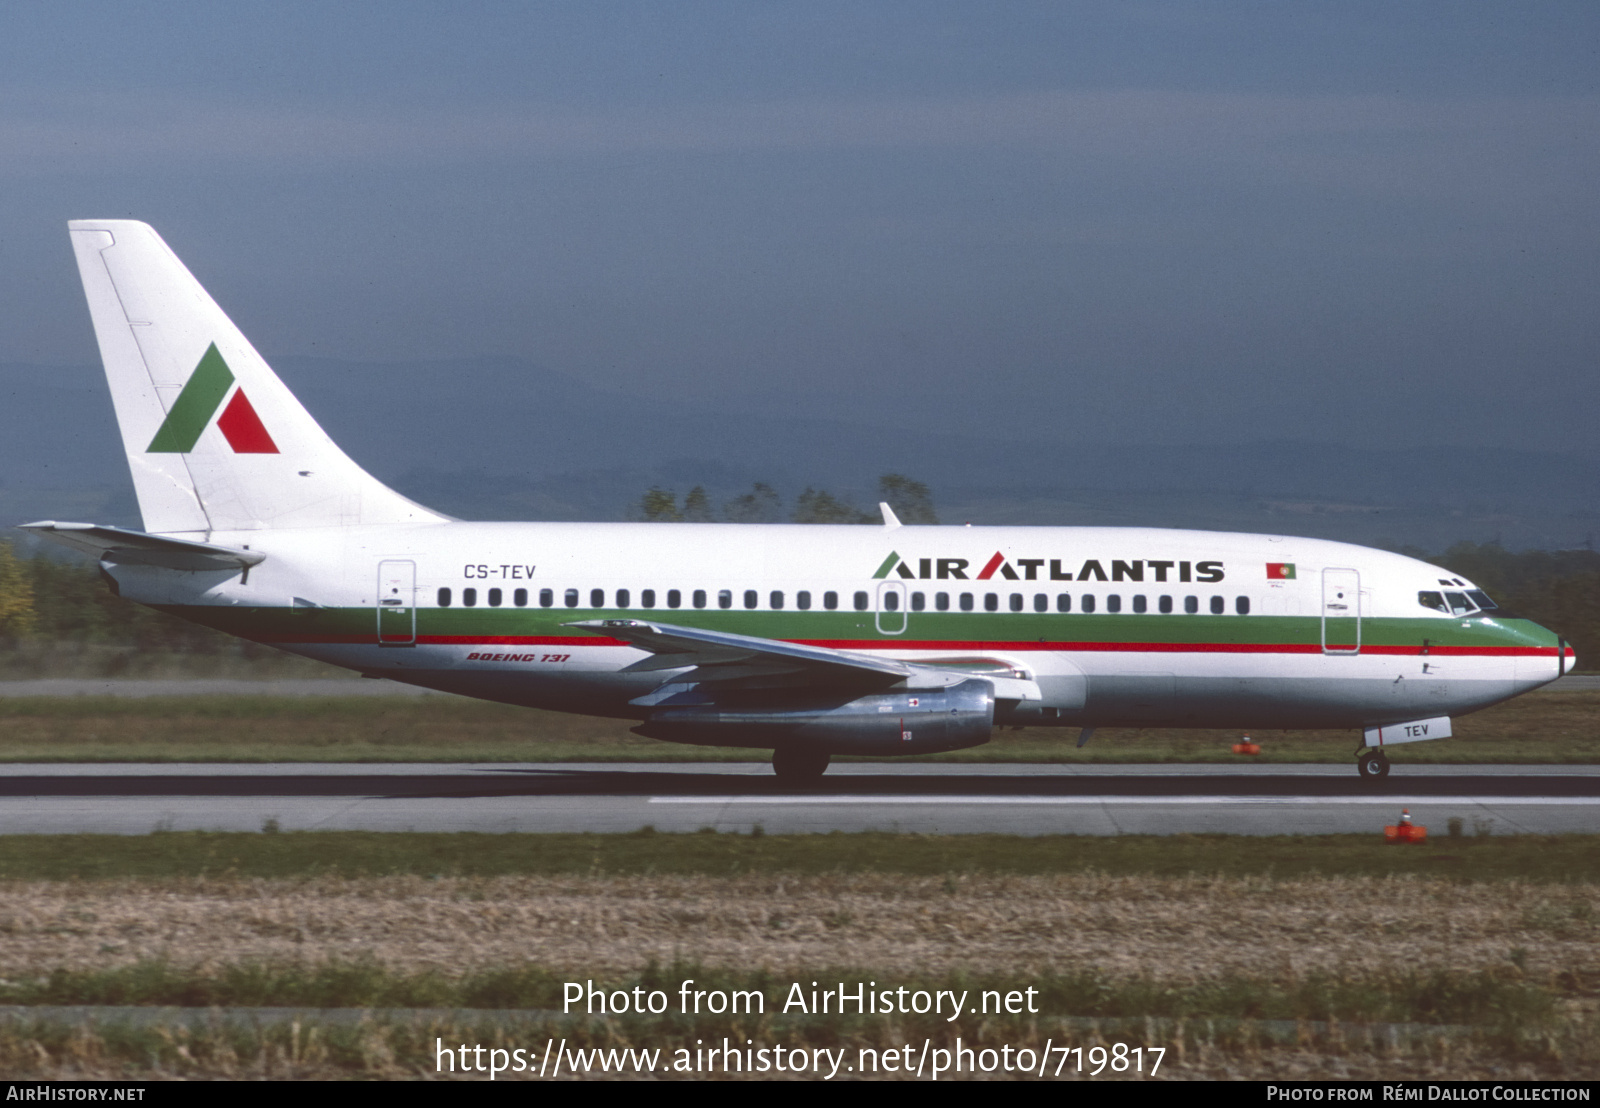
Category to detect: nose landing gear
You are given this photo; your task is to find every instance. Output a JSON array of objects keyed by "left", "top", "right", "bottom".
[{"left": 1356, "top": 748, "right": 1391, "bottom": 780}]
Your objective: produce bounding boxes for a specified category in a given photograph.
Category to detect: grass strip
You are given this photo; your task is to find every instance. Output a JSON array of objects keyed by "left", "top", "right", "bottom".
[
  {"left": 1, "top": 689, "right": 1598, "bottom": 762},
  {"left": 0, "top": 830, "right": 1595, "bottom": 882}
]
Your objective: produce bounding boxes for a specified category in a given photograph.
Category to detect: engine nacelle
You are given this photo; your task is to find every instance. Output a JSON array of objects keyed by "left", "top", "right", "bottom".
[{"left": 633, "top": 678, "right": 995, "bottom": 755}]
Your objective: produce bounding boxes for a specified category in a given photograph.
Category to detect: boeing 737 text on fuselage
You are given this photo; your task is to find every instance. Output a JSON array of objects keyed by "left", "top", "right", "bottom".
[{"left": 23, "top": 221, "right": 1574, "bottom": 781}]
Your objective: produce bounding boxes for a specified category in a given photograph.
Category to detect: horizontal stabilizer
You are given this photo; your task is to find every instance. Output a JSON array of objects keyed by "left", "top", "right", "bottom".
[{"left": 20, "top": 521, "right": 264, "bottom": 571}]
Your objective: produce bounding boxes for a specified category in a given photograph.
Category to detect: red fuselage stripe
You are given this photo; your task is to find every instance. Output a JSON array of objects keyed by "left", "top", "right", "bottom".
[{"left": 253, "top": 632, "right": 1568, "bottom": 658}]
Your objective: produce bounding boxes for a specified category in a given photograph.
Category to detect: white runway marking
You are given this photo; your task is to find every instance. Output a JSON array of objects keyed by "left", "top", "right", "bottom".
[{"left": 650, "top": 795, "right": 1600, "bottom": 805}]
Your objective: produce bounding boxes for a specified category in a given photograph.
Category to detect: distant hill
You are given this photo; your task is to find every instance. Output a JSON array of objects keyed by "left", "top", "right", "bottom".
[{"left": 4, "top": 357, "right": 1596, "bottom": 551}]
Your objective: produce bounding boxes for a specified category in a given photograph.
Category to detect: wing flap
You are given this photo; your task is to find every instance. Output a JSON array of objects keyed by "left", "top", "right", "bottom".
[{"left": 566, "top": 618, "right": 1041, "bottom": 701}]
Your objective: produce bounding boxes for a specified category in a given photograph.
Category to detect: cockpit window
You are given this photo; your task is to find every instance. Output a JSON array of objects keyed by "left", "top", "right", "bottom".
[
  {"left": 1418, "top": 591, "right": 1448, "bottom": 613},
  {"left": 1444, "top": 591, "right": 1472, "bottom": 615},
  {"left": 1466, "top": 590, "right": 1497, "bottom": 611}
]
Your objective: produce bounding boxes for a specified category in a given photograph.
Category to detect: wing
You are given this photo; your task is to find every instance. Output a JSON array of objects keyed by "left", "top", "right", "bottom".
[{"left": 565, "top": 618, "right": 1041, "bottom": 705}]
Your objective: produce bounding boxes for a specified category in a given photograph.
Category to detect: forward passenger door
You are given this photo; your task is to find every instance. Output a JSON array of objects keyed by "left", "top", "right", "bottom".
[{"left": 1321, "top": 567, "right": 1360, "bottom": 655}]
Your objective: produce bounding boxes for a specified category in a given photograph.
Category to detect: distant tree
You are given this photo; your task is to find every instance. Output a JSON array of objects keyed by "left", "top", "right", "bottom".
[
  {"left": 792, "top": 488, "right": 873, "bottom": 524},
  {"left": 682, "top": 486, "right": 715, "bottom": 522},
  {"left": 878, "top": 473, "right": 938, "bottom": 524},
  {"left": 0, "top": 542, "right": 36, "bottom": 639},
  {"left": 20, "top": 551, "right": 234, "bottom": 651},
  {"left": 633, "top": 475, "right": 936, "bottom": 525},
  {"left": 724, "top": 482, "right": 783, "bottom": 523},
  {"left": 640, "top": 487, "right": 682, "bottom": 522}
]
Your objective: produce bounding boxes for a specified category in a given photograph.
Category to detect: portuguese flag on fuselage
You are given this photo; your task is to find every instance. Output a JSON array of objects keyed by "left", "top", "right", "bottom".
[{"left": 1266, "top": 563, "right": 1296, "bottom": 580}]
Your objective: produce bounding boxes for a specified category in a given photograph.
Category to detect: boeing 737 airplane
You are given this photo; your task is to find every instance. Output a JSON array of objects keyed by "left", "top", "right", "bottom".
[{"left": 22, "top": 221, "right": 1575, "bottom": 781}]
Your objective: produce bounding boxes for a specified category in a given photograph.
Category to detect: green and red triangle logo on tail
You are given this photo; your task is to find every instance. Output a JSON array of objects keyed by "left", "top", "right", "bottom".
[{"left": 146, "top": 344, "right": 278, "bottom": 454}]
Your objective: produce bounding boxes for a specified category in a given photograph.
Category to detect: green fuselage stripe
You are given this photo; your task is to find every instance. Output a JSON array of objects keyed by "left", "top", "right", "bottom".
[{"left": 153, "top": 604, "right": 1558, "bottom": 653}]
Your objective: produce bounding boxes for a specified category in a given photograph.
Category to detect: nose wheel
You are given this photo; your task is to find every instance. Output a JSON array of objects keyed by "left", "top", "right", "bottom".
[
  {"left": 1356, "top": 749, "right": 1391, "bottom": 780},
  {"left": 772, "top": 747, "right": 830, "bottom": 783}
]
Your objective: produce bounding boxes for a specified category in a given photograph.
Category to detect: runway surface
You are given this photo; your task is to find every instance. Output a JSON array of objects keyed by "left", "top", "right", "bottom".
[{"left": 0, "top": 762, "right": 1596, "bottom": 836}]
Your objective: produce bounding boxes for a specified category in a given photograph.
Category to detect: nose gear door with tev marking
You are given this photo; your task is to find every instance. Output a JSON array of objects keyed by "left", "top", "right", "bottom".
[{"left": 377, "top": 560, "right": 417, "bottom": 647}]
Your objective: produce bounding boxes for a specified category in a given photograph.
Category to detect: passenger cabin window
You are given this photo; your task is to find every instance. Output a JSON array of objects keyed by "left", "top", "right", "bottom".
[
  {"left": 615, "top": 589, "right": 630, "bottom": 608},
  {"left": 488, "top": 588, "right": 502, "bottom": 607},
  {"left": 883, "top": 591, "right": 900, "bottom": 611},
  {"left": 564, "top": 588, "right": 579, "bottom": 608},
  {"left": 437, "top": 588, "right": 452, "bottom": 607},
  {"left": 1033, "top": 594, "right": 1047, "bottom": 613},
  {"left": 539, "top": 588, "right": 553, "bottom": 607},
  {"left": 463, "top": 588, "right": 477, "bottom": 607},
  {"left": 693, "top": 589, "right": 707, "bottom": 609},
  {"left": 853, "top": 591, "right": 869, "bottom": 611},
  {"left": 1210, "top": 595, "right": 1225, "bottom": 615},
  {"left": 590, "top": 588, "right": 604, "bottom": 608},
  {"left": 770, "top": 591, "right": 784, "bottom": 609},
  {"left": 911, "top": 592, "right": 926, "bottom": 611},
  {"left": 641, "top": 589, "right": 655, "bottom": 608},
  {"left": 1158, "top": 595, "right": 1173, "bottom": 614},
  {"left": 960, "top": 593, "right": 974, "bottom": 612},
  {"left": 744, "top": 589, "right": 758, "bottom": 609},
  {"left": 514, "top": 588, "right": 527, "bottom": 607},
  {"left": 1184, "top": 596, "right": 1198, "bottom": 614},
  {"left": 824, "top": 591, "right": 839, "bottom": 610},
  {"left": 936, "top": 592, "right": 951, "bottom": 611},
  {"left": 1008, "top": 593, "right": 1022, "bottom": 612},
  {"left": 668, "top": 589, "right": 682, "bottom": 608},
  {"left": 797, "top": 591, "right": 811, "bottom": 610},
  {"left": 1106, "top": 595, "right": 1121, "bottom": 613},
  {"left": 1236, "top": 596, "right": 1250, "bottom": 615},
  {"left": 984, "top": 593, "right": 998, "bottom": 612},
  {"left": 1056, "top": 594, "right": 1071, "bottom": 612},
  {"left": 718, "top": 590, "right": 733, "bottom": 609},
  {"left": 1081, "top": 594, "right": 1096, "bottom": 614},
  {"left": 1132, "top": 595, "right": 1147, "bottom": 614}
]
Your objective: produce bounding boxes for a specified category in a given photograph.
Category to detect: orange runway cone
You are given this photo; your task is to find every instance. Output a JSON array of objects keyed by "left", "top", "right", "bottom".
[
  {"left": 1231, "top": 734, "right": 1260, "bottom": 755},
  {"left": 1384, "top": 808, "right": 1428, "bottom": 844}
]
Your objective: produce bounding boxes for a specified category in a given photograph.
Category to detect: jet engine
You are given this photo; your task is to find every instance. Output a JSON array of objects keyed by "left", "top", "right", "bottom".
[{"left": 633, "top": 677, "right": 995, "bottom": 754}]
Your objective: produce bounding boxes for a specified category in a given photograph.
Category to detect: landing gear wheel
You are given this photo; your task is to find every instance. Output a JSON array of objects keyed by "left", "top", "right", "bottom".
[
  {"left": 772, "top": 747, "right": 830, "bottom": 784},
  {"left": 1356, "top": 749, "right": 1391, "bottom": 780}
]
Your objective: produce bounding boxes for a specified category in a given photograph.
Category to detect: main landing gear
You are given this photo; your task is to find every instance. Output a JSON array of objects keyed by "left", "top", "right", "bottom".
[
  {"left": 1356, "top": 748, "right": 1391, "bottom": 780},
  {"left": 772, "top": 747, "right": 830, "bottom": 784}
]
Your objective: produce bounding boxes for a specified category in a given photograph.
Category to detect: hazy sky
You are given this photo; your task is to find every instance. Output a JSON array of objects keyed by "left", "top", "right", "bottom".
[{"left": 2, "top": 2, "right": 1597, "bottom": 453}]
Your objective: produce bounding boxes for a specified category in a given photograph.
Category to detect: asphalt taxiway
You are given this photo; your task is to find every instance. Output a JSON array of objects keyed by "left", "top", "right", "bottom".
[{"left": 0, "top": 762, "right": 1595, "bottom": 836}]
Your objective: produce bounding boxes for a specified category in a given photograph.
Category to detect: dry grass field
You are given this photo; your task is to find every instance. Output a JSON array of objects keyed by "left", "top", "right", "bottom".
[
  {"left": 0, "top": 870, "right": 1596, "bottom": 1079},
  {"left": 1, "top": 872, "right": 1594, "bottom": 982}
]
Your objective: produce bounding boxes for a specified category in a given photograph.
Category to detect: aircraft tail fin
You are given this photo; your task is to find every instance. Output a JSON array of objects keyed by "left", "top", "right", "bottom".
[{"left": 67, "top": 220, "right": 447, "bottom": 535}]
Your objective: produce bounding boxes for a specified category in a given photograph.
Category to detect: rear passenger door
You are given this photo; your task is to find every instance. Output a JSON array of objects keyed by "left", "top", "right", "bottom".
[{"left": 377, "top": 560, "right": 417, "bottom": 647}]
